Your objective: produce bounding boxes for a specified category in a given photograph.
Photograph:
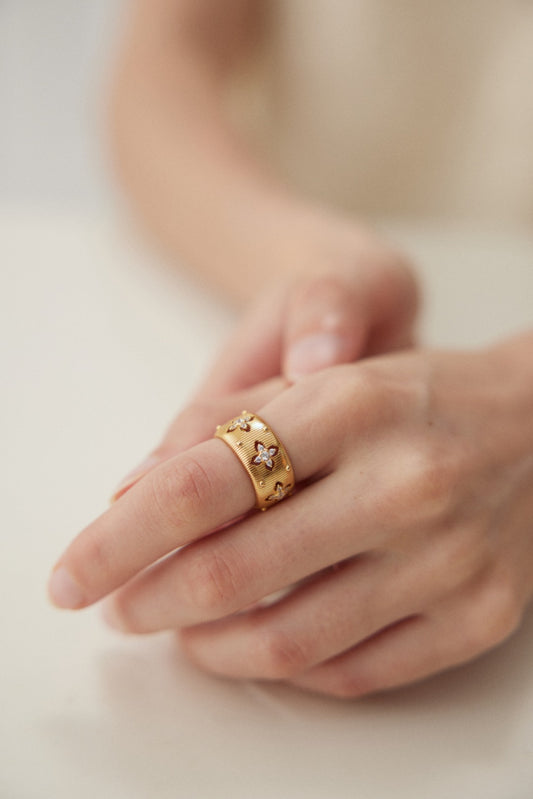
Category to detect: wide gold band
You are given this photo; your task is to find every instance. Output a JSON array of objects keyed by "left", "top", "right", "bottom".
[{"left": 214, "top": 411, "right": 294, "bottom": 511}]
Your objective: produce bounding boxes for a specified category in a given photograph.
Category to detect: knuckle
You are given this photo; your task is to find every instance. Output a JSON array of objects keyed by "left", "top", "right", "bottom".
[
  {"left": 340, "top": 366, "right": 374, "bottom": 403},
  {"left": 484, "top": 579, "right": 522, "bottom": 647},
  {"left": 251, "top": 627, "right": 309, "bottom": 679},
  {"left": 332, "top": 367, "right": 386, "bottom": 427},
  {"left": 148, "top": 454, "right": 212, "bottom": 530},
  {"left": 401, "top": 440, "right": 461, "bottom": 525},
  {"left": 343, "top": 364, "right": 410, "bottom": 429},
  {"left": 183, "top": 548, "right": 242, "bottom": 614},
  {"left": 317, "top": 366, "right": 365, "bottom": 417},
  {"left": 469, "top": 572, "right": 523, "bottom": 652},
  {"left": 328, "top": 668, "right": 378, "bottom": 699},
  {"left": 432, "top": 523, "right": 491, "bottom": 594},
  {"left": 307, "top": 365, "right": 396, "bottom": 455},
  {"left": 418, "top": 451, "right": 454, "bottom": 508},
  {"left": 176, "top": 456, "right": 212, "bottom": 515}
]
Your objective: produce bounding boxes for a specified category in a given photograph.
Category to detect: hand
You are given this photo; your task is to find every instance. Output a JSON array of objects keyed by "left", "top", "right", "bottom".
[
  {"left": 202, "top": 223, "right": 419, "bottom": 389},
  {"left": 48, "top": 333, "right": 533, "bottom": 698},
  {"left": 111, "top": 224, "right": 419, "bottom": 501}
]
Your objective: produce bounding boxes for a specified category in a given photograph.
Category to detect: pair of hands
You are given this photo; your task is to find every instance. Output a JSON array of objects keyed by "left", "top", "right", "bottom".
[{"left": 48, "top": 242, "right": 533, "bottom": 698}]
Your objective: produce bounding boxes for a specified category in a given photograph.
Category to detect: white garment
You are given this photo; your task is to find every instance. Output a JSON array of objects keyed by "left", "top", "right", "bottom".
[{"left": 240, "top": 0, "right": 533, "bottom": 225}]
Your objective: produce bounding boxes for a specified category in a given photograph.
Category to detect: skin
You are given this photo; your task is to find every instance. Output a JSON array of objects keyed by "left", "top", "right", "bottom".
[
  {"left": 49, "top": 332, "right": 533, "bottom": 698},
  {"left": 109, "top": 0, "right": 416, "bottom": 316},
  {"left": 47, "top": 0, "right": 533, "bottom": 699}
]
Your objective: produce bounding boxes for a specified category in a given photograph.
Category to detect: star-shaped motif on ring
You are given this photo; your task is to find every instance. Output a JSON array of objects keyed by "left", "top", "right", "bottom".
[
  {"left": 227, "top": 413, "right": 254, "bottom": 432},
  {"left": 252, "top": 440, "right": 279, "bottom": 470},
  {"left": 266, "top": 481, "right": 293, "bottom": 503}
]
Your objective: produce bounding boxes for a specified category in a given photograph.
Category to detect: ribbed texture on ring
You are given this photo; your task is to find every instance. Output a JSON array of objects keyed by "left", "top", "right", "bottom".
[{"left": 214, "top": 411, "right": 294, "bottom": 510}]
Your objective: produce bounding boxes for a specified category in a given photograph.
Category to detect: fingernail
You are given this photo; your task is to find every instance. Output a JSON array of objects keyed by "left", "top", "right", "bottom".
[
  {"left": 286, "top": 333, "right": 347, "bottom": 380},
  {"left": 48, "top": 566, "right": 85, "bottom": 609},
  {"left": 110, "top": 455, "right": 161, "bottom": 503}
]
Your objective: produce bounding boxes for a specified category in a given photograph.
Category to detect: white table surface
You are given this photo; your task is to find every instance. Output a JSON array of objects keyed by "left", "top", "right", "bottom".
[{"left": 2, "top": 210, "right": 533, "bottom": 799}]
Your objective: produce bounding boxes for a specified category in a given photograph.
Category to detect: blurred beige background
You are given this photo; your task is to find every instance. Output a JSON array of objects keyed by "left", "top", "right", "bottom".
[
  {"left": 0, "top": 1, "right": 123, "bottom": 211},
  {"left": 237, "top": 0, "right": 533, "bottom": 226},
  {"left": 2, "top": 1, "right": 532, "bottom": 227}
]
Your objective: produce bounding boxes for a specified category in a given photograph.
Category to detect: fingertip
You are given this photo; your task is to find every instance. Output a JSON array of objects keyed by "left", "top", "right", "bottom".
[{"left": 48, "top": 565, "right": 86, "bottom": 610}]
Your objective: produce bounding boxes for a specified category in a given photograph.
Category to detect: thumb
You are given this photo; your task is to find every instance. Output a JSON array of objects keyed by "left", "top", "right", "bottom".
[
  {"left": 283, "top": 259, "right": 419, "bottom": 381},
  {"left": 283, "top": 273, "right": 370, "bottom": 382}
]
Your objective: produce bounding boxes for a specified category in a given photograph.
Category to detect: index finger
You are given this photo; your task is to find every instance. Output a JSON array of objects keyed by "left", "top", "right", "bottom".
[{"left": 47, "top": 381, "right": 342, "bottom": 609}]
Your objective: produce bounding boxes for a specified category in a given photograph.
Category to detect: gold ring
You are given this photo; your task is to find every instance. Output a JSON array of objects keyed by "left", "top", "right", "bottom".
[{"left": 215, "top": 411, "right": 295, "bottom": 511}]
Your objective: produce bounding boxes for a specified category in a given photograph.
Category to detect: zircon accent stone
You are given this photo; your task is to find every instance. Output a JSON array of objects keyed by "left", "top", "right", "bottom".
[
  {"left": 227, "top": 414, "right": 254, "bottom": 433},
  {"left": 266, "top": 481, "right": 292, "bottom": 503},
  {"left": 252, "top": 441, "right": 279, "bottom": 471}
]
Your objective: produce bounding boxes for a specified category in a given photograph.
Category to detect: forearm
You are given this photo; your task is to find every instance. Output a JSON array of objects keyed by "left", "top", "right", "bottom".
[{"left": 109, "top": 0, "right": 318, "bottom": 303}]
